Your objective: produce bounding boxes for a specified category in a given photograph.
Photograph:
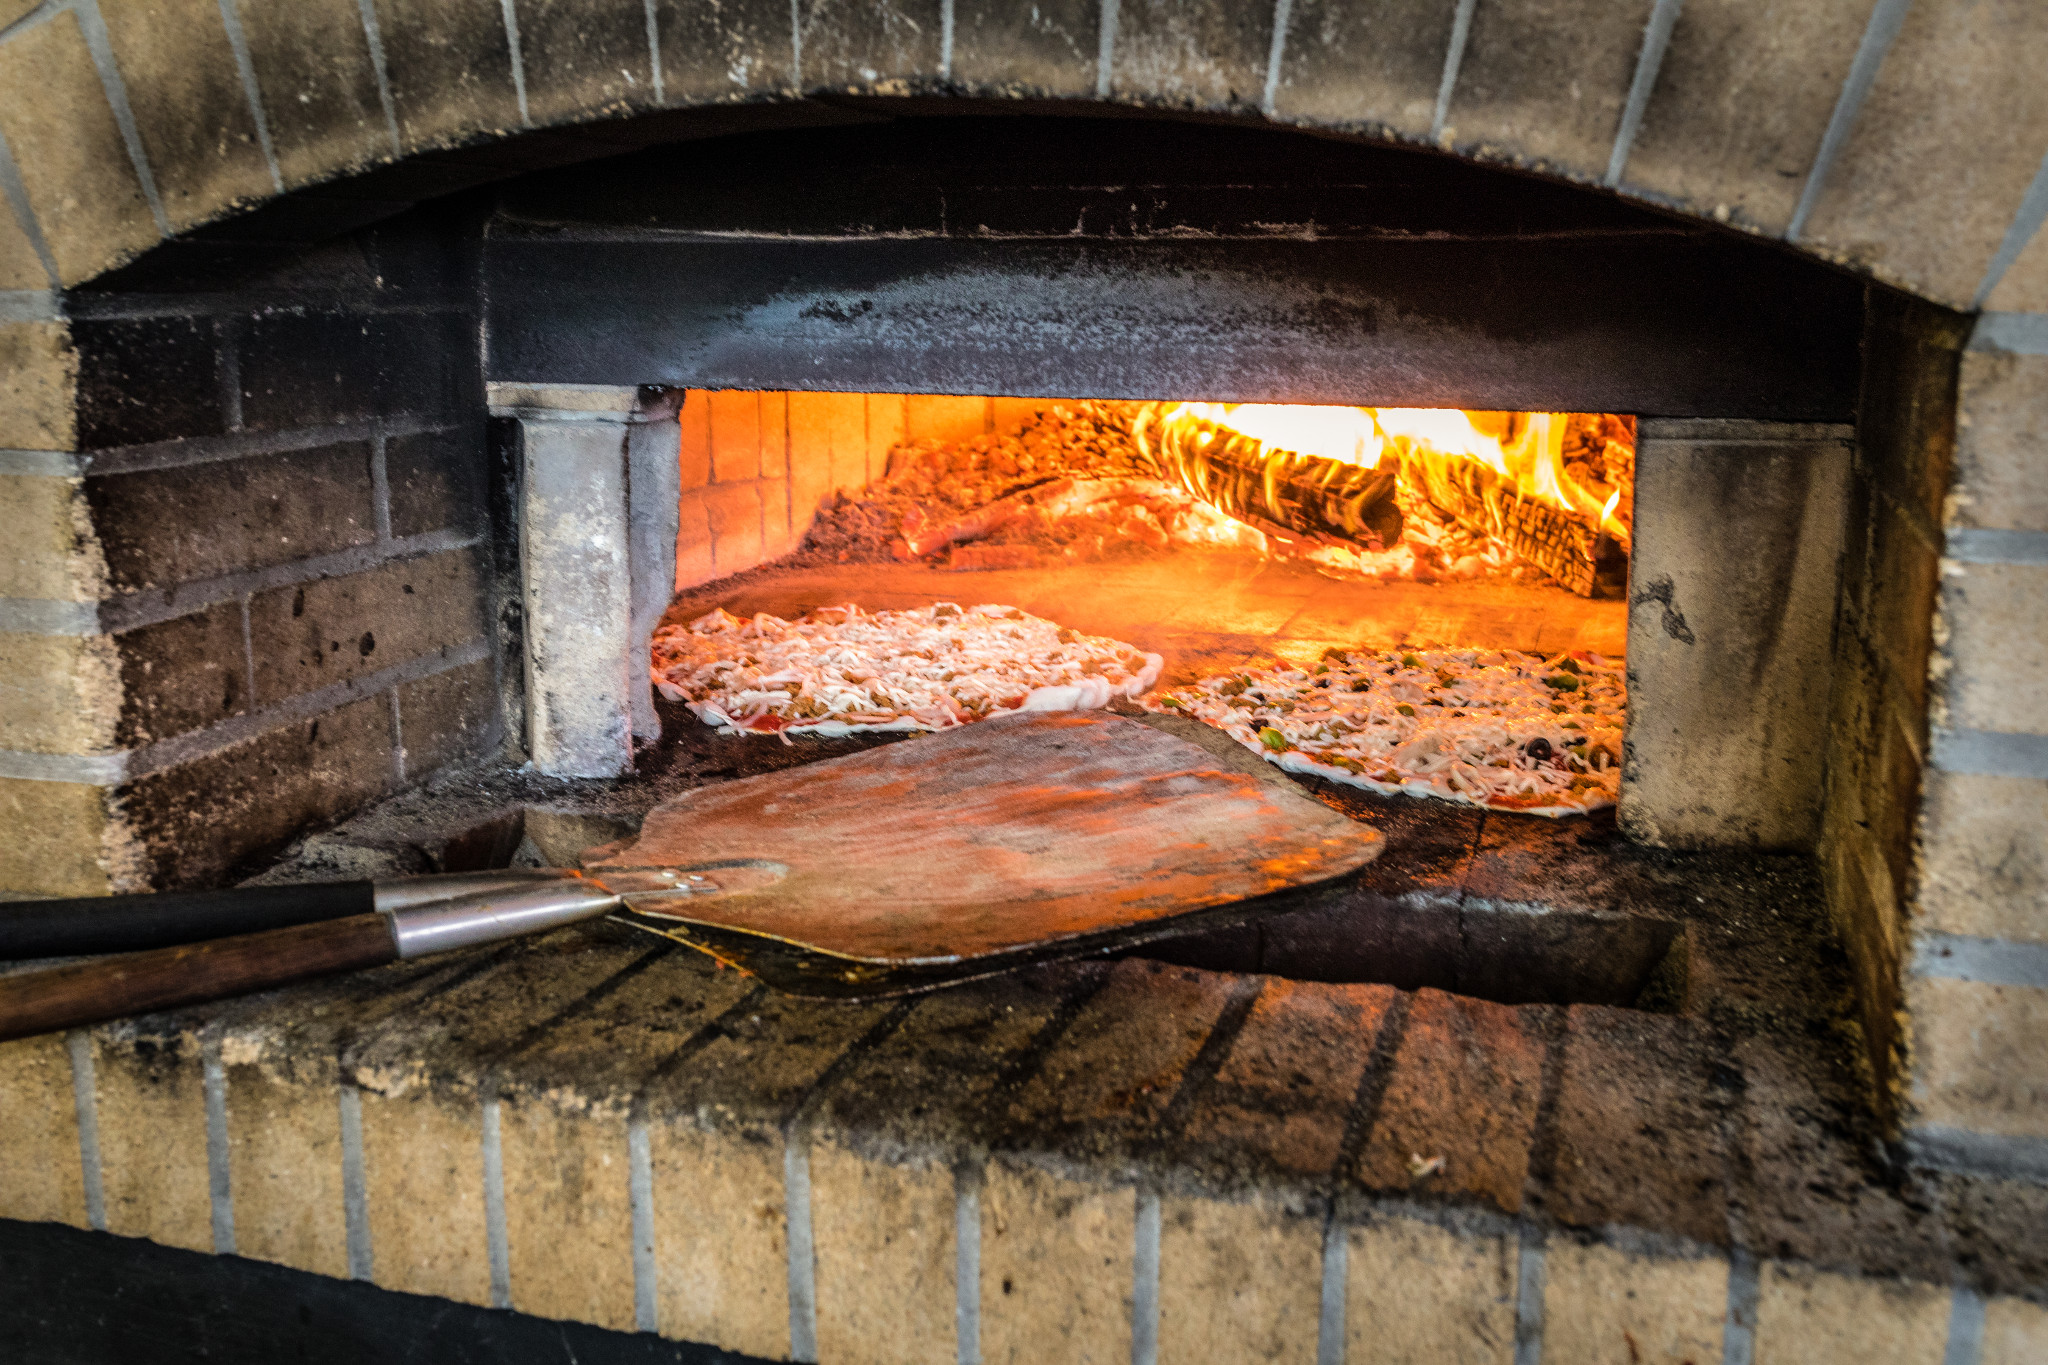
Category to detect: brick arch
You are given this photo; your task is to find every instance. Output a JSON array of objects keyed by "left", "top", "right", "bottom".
[{"left": 0, "top": 0, "right": 2042, "bottom": 308}]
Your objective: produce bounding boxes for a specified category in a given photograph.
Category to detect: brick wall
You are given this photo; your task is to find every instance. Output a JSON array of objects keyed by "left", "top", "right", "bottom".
[
  {"left": 0, "top": 203, "right": 500, "bottom": 894},
  {"left": 673, "top": 390, "right": 1057, "bottom": 591}
]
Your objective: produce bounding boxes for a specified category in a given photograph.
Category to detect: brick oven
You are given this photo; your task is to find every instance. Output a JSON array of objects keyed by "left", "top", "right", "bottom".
[{"left": 1, "top": 3, "right": 2046, "bottom": 1362}]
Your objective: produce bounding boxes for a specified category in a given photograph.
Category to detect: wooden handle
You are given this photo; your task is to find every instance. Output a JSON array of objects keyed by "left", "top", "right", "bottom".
[{"left": 0, "top": 913, "right": 399, "bottom": 1043}]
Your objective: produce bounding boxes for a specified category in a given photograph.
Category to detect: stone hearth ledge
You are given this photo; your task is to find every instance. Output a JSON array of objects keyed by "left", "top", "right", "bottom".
[{"left": 4, "top": 916, "right": 2047, "bottom": 1364}]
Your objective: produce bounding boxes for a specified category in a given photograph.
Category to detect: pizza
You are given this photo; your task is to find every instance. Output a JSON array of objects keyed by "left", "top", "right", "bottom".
[
  {"left": 651, "top": 603, "right": 1164, "bottom": 738},
  {"left": 1146, "top": 647, "right": 1625, "bottom": 815}
]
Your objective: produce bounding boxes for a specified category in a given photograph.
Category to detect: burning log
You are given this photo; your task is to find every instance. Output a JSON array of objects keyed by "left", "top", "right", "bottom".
[
  {"left": 1393, "top": 440, "right": 1623, "bottom": 597},
  {"left": 1133, "top": 404, "right": 1404, "bottom": 550}
]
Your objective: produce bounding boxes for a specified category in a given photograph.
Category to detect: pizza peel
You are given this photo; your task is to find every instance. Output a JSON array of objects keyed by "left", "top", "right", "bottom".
[{"left": 590, "top": 709, "right": 1384, "bottom": 995}]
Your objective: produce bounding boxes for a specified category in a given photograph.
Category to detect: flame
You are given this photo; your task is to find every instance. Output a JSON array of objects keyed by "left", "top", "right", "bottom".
[{"left": 1161, "top": 401, "right": 1634, "bottom": 570}]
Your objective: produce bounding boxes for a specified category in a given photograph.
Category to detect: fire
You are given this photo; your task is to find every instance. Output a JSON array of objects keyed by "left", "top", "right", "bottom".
[{"left": 1142, "top": 401, "right": 1636, "bottom": 596}]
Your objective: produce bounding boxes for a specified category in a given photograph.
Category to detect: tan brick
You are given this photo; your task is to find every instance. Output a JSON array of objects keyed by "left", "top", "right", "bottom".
[
  {"left": 0, "top": 322, "right": 78, "bottom": 451},
  {"left": 678, "top": 389, "right": 711, "bottom": 489},
  {"left": 1622, "top": 0, "right": 1872, "bottom": 235},
  {"left": 702, "top": 479, "right": 765, "bottom": 574},
  {"left": 980, "top": 1159, "right": 1133, "bottom": 1365},
  {"left": 1158, "top": 1193, "right": 1321, "bottom": 1365},
  {"left": 1918, "top": 768, "right": 2048, "bottom": 941},
  {"left": 0, "top": 1034, "right": 86, "bottom": 1227},
  {"left": 1985, "top": 227, "right": 2048, "bottom": 311},
  {"left": 0, "top": 14, "right": 158, "bottom": 284},
  {"left": 237, "top": 0, "right": 390, "bottom": 190},
  {"left": 0, "top": 777, "right": 117, "bottom": 897},
  {"left": 1441, "top": 0, "right": 1653, "bottom": 178},
  {"left": 867, "top": 392, "right": 906, "bottom": 480},
  {"left": 1753, "top": 1263, "right": 1949, "bottom": 1365},
  {"left": 905, "top": 394, "right": 991, "bottom": 446},
  {"left": 0, "top": 474, "right": 102, "bottom": 600},
  {"left": 950, "top": 5, "right": 1095, "bottom": 98},
  {"left": 759, "top": 476, "right": 796, "bottom": 564},
  {"left": 812, "top": 1141, "right": 955, "bottom": 1365},
  {"left": 710, "top": 389, "right": 764, "bottom": 482},
  {"left": 0, "top": 632, "right": 120, "bottom": 755},
  {"left": 94, "top": 1032, "right": 211, "bottom": 1252},
  {"left": 99, "top": 0, "right": 274, "bottom": 233},
  {"left": 1984, "top": 1293, "right": 2048, "bottom": 1365},
  {"left": 1355, "top": 990, "right": 1546, "bottom": 1213},
  {"left": 1906, "top": 975, "right": 2048, "bottom": 1139},
  {"left": 1802, "top": 0, "right": 2048, "bottom": 306},
  {"left": 369, "top": 0, "right": 521, "bottom": 154},
  {"left": 359, "top": 1089, "right": 490, "bottom": 1306},
  {"left": 1542, "top": 1241, "right": 1725, "bottom": 1365},
  {"left": 0, "top": 195, "right": 46, "bottom": 289},
  {"left": 1270, "top": 0, "right": 1456, "bottom": 140},
  {"left": 650, "top": 1123, "right": 790, "bottom": 1359},
  {"left": 787, "top": 389, "right": 860, "bottom": 531},
  {"left": 674, "top": 487, "right": 715, "bottom": 591},
  {"left": 223, "top": 1065, "right": 346, "bottom": 1277},
  {"left": 1937, "top": 562, "right": 2048, "bottom": 734},
  {"left": 1184, "top": 979, "right": 1392, "bottom": 1179},
  {"left": 501, "top": 1099, "right": 634, "bottom": 1330},
  {"left": 1954, "top": 351, "right": 2048, "bottom": 534},
  {"left": 1345, "top": 1216, "right": 1515, "bottom": 1365},
  {"left": 510, "top": 0, "right": 654, "bottom": 126},
  {"left": 654, "top": 0, "right": 797, "bottom": 104}
]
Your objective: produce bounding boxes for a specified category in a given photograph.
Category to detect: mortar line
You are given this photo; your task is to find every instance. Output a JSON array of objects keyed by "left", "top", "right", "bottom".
[
  {"left": 1430, "top": 0, "right": 1478, "bottom": 143},
  {"left": 499, "top": 0, "right": 530, "bottom": 126},
  {"left": 1787, "top": 0, "right": 1913, "bottom": 241},
  {"left": 217, "top": 0, "right": 284, "bottom": 193},
  {"left": 983, "top": 963, "right": 1114, "bottom": 1102},
  {"left": 353, "top": 0, "right": 403, "bottom": 156},
  {"left": 0, "top": 289, "right": 59, "bottom": 321},
  {"left": 338, "top": 1082, "right": 373, "bottom": 1280},
  {"left": 1973, "top": 149, "right": 2048, "bottom": 307},
  {"left": 789, "top": 0, "right": 802, "bottom": 88},
  {"left": 71, "top": 0, "right": 171, "bottom": 236},
  {"left": 1333, "top": 991, "right": 1413, "bottom": 1175},
  {"left": 370, "top": 433, "right": 393, "bottom": 542},
  {"left": 389, "top": 687, "right": 406, "bottom": 785},
  {"left": 629, "top": 1117, "right": 657, "bottom": 1332},
  {"left": 1260, "top": 0, "right": 1292, "bottom": 117},
  {"left": 202, "top": 1030, "right": 236, "bottom": 1255},
  {"left": 1512, "top": 1224, "right": 1547, "bottom": 1365},
  {"left": 1156, "top": 974, "right": 1265, "bottom": 1138},
  {"left": 642, "top": 0, "right": 665, "bottom": 104},
  {"left": 238, "top": 595, "right": 258, "bottom": 713},
  {"left": 938, "top": 0, "right": 953, "bottom": 80},
  {"left": 1131, "top": 1189, "right": 1161, "bottom": 1365},
  {"left": 1604, "top": 0, "right": 1683, "bottom": 187},
  {"left": 784, "top": 1137, "right": 818, "bottom": 1363},
  {"left": 66, "top": 1031, "right": 106, "bottom": 1233},
  {"left": 1095, "top": 0, "right": 1118, "bottom": 98},
  {"left": 1315, "top": 1211, "right": 1347, "bottom": 1365},
  {"left": 66, "top": 413, "right": 458, "bottom": 477},
  {"left": 1721, "top": 1245, "right": 1759, "bottom": 1365},
  {"left": 1942, "top": 1283, "right": 1986, "bottom": 1365},
  {"left": 0, "top": 127, "right": 61, "bottom": 289},
  {"left": 954, "top": 1159, "right": 982, "bottom": 1365},
  {"left": 0, "top": 0, "right": 60, "bottom": 43},
  {"left": 481, "top": 1094, "right": 511, "bottom": 1308}
]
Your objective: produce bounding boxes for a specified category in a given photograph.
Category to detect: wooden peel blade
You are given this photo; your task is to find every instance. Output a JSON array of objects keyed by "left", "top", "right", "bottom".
[{"left": 588, "top": 710, "right": 1383, "bottom": 995}]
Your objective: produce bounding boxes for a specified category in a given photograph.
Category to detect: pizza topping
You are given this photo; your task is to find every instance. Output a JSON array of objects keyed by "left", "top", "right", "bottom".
[
  {"left": 652, "top": 603, "right": 1163, "bottom": 739},
  {"left": 1145, "top": 647, "right": 1625, "bottom": 816}
]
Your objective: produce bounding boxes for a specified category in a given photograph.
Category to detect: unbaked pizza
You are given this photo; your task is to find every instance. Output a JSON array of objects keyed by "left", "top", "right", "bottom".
[
  {"left": 651, "top": 603, "right": 1164, "bottom": 738},
  {"left": 1146, "top": 647, "right": 1625, "bottom": 815}
]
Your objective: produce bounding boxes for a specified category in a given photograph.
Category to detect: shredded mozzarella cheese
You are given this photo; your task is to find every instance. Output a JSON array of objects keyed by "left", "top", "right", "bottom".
[
  {"left": 651, "top": 603, "right": 1164, "bottom": 739},
  {"left": 1146, "top": 647, "right": 1625, "bottom": 815}
]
